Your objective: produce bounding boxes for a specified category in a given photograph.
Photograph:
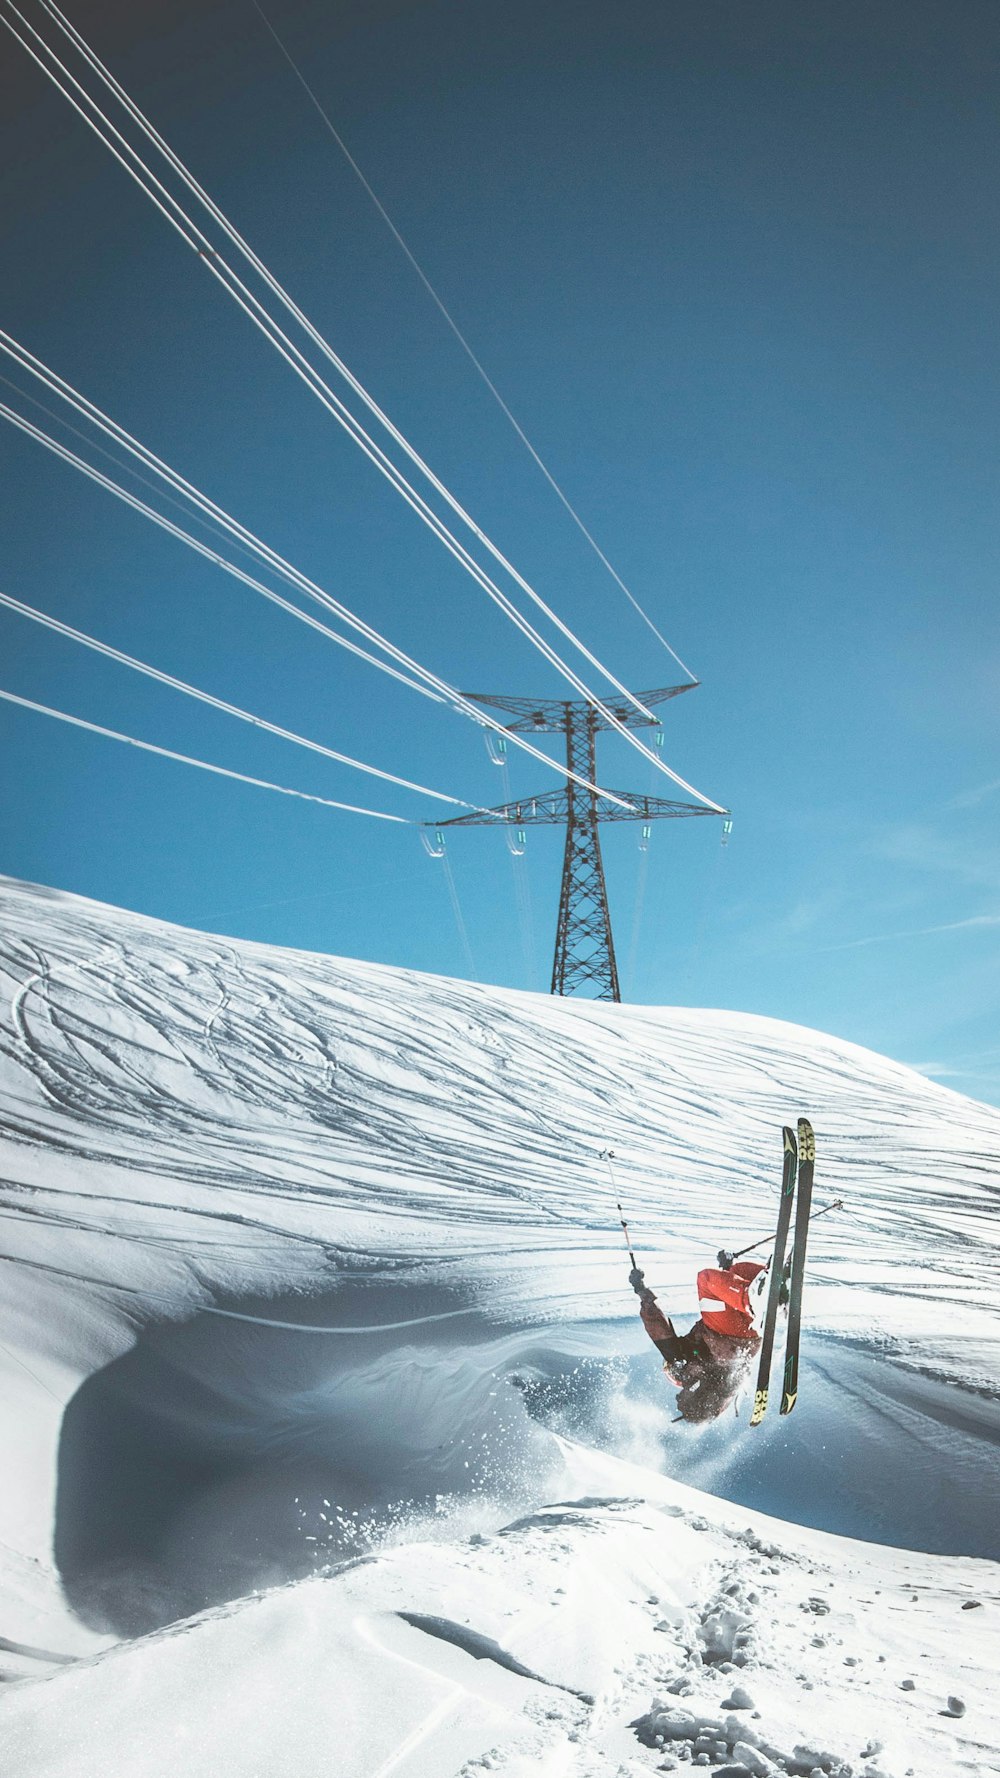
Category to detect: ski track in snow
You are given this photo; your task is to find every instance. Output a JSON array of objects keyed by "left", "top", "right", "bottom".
[
  {"left": 1, "top": 875, "right": 998, "bottom": 1362},
  {"left": 0, "top": 875, "right": 999, "bottom": 1775}
]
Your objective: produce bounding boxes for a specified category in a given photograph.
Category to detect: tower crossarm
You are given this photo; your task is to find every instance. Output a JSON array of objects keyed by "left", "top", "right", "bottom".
[
  {"left": 425, "top": 682, "right": 726, "bottom": 1005},
  {"left": 431, "top": 792, "right": 568, "bottom": 828},
  {"left": 429, "top": 792, "right": 724, "bottom": 829},
  {"left": 586, "top": 792, "right": 724, "bottom": 822},
  {"left": 462, "top": 683, "right": 697, "bottom": 733}
]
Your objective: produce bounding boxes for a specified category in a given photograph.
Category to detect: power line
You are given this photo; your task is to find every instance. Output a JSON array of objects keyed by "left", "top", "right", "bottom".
[
  {"left": 487, "top": 735, "right": 539, "bottom": 985},
  {"left": 0, "top": 363, "right": 634, "bottom": 808},
  {"left": 0, "top": 587, "right": 476, "bottom": 809},
  {"left": 0, "top": 395, "right": 449, "bottom": 709},
  {"left": 5, "top": 0, "right": 656, "bottom": 728},
  {"left": 5, "top": 0, "right": 723, "bottom": 809},
  {"left": 247, "top": 0, "right": 697, "bottom": 683},
  {"left": 439, "top": 846, "right": 477, "bottom": 980},
  {"left": 0, "top": 687, "right": 411, "bottom": 820},
  {"left": 0, "top": 365, "right": 292, "bottom": 581},
  {"left": 625, "top": 835, "right": 652, "bottom": 998},
  {"left": 37, "top": 0, "right": 675, "bottom": 712}
]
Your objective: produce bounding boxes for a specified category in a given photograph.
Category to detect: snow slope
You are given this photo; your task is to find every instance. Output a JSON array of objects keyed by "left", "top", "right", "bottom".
[
  {"left": 1, "top": 875, "right": 998, "bottom": 1774},
  {"left": 5, "top": 1450, "right": 998, "bottom": 1778}
]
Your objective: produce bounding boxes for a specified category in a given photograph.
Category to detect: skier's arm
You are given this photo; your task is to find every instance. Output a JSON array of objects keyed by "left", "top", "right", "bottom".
[
  {"left": 639, "top": 1292, "right": 676, "bottom": 1348},
  {"left": 642, "top": 1306, "right": 703, "bottom": 1380},
  {"left": 631, "top": 1269, "right": 690, "bottom": 1366},
  {"left": 630, "top": 1266, "right": 670, "bottom": 1335}
]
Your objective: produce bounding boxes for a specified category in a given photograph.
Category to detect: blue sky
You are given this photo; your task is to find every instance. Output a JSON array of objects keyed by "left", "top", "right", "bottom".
[{"left": 1, "top": 0, "right": 998, "bottom": 1103}]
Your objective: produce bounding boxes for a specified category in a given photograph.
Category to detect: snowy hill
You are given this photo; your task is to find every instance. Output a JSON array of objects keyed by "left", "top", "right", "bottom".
[{"left": 1, "top": 874, "right": 998, "bottom": 1776}]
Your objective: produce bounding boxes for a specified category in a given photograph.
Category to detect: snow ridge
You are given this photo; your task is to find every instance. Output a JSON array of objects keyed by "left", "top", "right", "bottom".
[{"left": 0, "top": 876, "right": 998, "bottom": 1775}]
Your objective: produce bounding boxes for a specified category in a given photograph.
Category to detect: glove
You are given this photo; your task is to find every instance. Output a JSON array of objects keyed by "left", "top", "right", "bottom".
[
  {"left": 628, "top": 1266, "right": 646, "bottom": 1296},
  {"left": 716, "top": 1249, "right": 734, "bottom": 1270}
]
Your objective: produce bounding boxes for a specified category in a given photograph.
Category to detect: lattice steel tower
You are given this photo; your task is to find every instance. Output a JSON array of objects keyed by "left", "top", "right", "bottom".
[{"left": 430, "top": 685, "right": 727, "bottom": 1001}]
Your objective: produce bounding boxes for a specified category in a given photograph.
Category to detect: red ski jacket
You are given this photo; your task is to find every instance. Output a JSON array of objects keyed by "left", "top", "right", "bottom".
[
  {"left": 695, "top": 1260, "right": 765, "bottom": 1337},
  {"left": 639, "top": 1260, "right": 765, "bottom": 1387}
]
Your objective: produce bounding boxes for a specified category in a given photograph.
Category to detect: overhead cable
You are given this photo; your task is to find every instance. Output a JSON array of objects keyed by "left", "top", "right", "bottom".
[
  {"left": 0, "top": 396, "right": 446, "bottom": 707},
  {"left": 0, "top": 364, "right": 290, "bottom": 580},
  {"left": 0, "top": 588, "right": 476, "bottom": 808},
  {"left": 489, "top": 736, "right": 538, "bottom": 985},
  {"left": 0, "top": 688, "right": 410, "bottom": 821},
  {"left": 31, "top": 0, "right": 670, "bottom": 715},
  {"left": 4, "top": 0, "right": 655, "bottom": 728},
  {"left": 248, "top": 0, "right": 698, "bottom": 683},
  {"left": 439, "top": 847, "right": 478, "bottom": 981},
  {"left": 0, "top": 372, "right": 632, "bottom": 807},
  {"left": 7, "top": 0, "right": 724, "bottom": 811}
]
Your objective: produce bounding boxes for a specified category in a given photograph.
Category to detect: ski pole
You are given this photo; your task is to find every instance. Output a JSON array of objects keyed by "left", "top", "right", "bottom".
[
  {"left": 729, "top": 1198, "right": 844, "bottom": 1261},
  {"left": 601, "top": 1148, "right": 638, "bottom": 1270}
]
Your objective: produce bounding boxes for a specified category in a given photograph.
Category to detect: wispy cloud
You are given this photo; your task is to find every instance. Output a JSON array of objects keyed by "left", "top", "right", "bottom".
[
  {"left": 874, "top": 822, "right": 1000, "bottom": 889},
  {"left": 948, "top": 778, "right": 1000, "bottom": 812},
  {"left": 820, "top": 913, "right": 1000, "bottom": 953},
  {"left": 782, "top": 894, "right": 844, "bottom": 936}
]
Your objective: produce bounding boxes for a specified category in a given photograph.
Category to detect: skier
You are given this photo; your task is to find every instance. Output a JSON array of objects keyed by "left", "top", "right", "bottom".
[{"left": 630, "top": 1254, "right": 768, "bottom": 1422}]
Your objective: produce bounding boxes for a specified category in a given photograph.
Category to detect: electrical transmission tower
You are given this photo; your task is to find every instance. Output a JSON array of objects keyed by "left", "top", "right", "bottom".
[{"left": 429, "top": 685, "right": 728, "bottom": 1001}]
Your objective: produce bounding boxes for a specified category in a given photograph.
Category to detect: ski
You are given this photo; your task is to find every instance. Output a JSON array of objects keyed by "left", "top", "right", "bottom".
[
  {"left": 779, "top": 1117, "right": 815, "bottom": 1415},
  {"left": 748, "top": 1125, "right": 798, "bottom": 1427}
]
